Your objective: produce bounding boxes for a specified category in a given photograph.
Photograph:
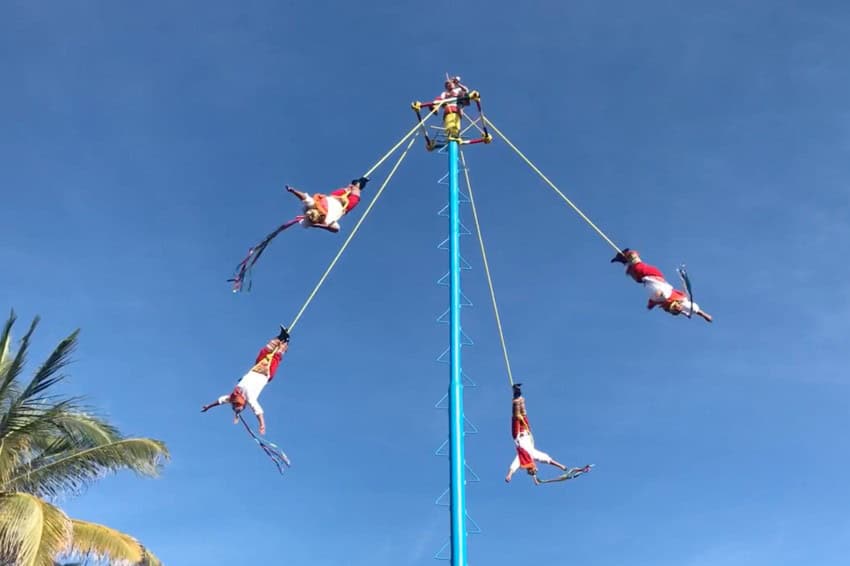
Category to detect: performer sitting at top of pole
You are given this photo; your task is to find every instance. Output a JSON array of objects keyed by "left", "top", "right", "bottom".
[{"left": 433, "top": 74, "right": 470, "bottom": 139}]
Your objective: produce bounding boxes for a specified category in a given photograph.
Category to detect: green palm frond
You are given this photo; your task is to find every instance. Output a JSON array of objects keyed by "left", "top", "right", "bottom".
[
  {"left": 0, "top": 310, "right": 16, "bottom": 375},
  {"left": 19, "top": 330, "right": 79, "bottom": 402},
  {"left": 0, "top": 400, "right": 88, "bottom": 484},
  {"left": 0, "top": 402, "right": 121, "bottom": 473},
  {"left": 0, "top": 326, "right": 78, "bottom": 445},
  {"left": 0, "top": 326, "right": 104, "bottom": 485},
  {"left": 1, "top": 398, "right": 80, "bottom": 441},
  {"left": 9, "top": 405, "right": 123, "bottom": 451},
  {"left": 0, "top": 312, "right": 168, "bottom": 564},
  {"left": 0, "top": 314, "right": 39, "bottom": 409},
  {"left": 51, "top": 411, "right": 123, "bottom": 451},
  {"left": 4, "top": 438, "right": 169, "bottom": 497},
  {"left": 0, "top": 492, "right": 72, "bottom": 566}
]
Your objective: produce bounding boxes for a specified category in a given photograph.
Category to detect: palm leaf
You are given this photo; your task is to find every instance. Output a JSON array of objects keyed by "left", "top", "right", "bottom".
[
  {"left": 4, "top": 439, "right": 169, "bottom": 498},
  {"left": 0, "top": 331, "right": 83, "bottom": 484},
  {"left": 56, "top": 522, "right": 164, "bottom": 566},
  {"left": 0, "top": 400, "right": 90, "bottom": 484},
  {"left": 7, "top": 405, "right": 123, "bottom": 453},
  {"left": 52, "top": 411, "right": 122, "bottom": 448},
  {"left": 0, "top": 328, "right": 78, "bottom": 445},
  {"left": 0, "top": 310, "right": 16, "bottom": 375},
  {"left": 1, "top": 399, "right": 80, "bottom": 441},
  {"left": 0, "top": 403, "right": 120, "bottom": 468},
  {"left": 0, "top": 492, "right": 71, "bottom": 566},
  {"left": 139, "top": 547, "right": 162, "bottom": 566},
  {"left": 0, "top": 313, "right": 168, "bottom": 565},
  {"left": 18, "top": 329, "right": 79, "bottom": 404},
  {"left": 0, "top": 315, "right": 39, "bottom": 411},
  {"left": 63, "top": 520, "right": 146, "bottom": 565}
]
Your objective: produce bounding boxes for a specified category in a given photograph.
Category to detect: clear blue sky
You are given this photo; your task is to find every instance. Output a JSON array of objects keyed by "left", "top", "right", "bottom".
[{"left": 2, "top": 1, "right": 849, "bottom": 565}]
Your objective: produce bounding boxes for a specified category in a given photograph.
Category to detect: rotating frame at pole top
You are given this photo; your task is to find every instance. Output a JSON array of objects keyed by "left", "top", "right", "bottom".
[{"left": 411, "top": 88, "right": 492, "bottom": 152}]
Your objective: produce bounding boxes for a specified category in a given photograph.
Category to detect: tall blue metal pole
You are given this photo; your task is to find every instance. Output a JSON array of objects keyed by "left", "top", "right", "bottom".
[{"left": 447, "top": 139, "right": 467, "bottom": 566}]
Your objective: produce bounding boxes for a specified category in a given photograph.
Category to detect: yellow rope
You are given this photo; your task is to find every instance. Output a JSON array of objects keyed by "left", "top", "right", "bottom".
[
  {"left": 288, "top": 133, "right": 419, "bottom": 331},
  {"left": 460, "top": 150, "right": 515, "bottom": 387},
  {"left": 363, "top": 107, "right": 438, "bottom": 178},
  {"left": 484, "top": 117, "right": 622, "bottom": 254}
]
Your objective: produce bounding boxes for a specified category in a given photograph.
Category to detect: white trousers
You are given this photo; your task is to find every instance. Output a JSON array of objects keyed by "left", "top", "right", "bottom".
[
  {"left": 509, "top": 432, "right": 553, "bottom": 474},
  {"left": 643, "top": 276, "right": 673, "bottom": 301}
]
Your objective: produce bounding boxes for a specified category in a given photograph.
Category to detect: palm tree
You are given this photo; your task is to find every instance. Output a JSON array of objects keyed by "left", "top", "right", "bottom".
[{"left": 0, "top": 311, "right": 170, "bottom": 566}]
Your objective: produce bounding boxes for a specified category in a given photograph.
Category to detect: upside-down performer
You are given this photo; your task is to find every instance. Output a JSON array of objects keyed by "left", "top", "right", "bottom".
[
  {"left": 505, "top": 383, "right": 591, "bottom": 485},
  {"left": 433, "top": 74, "right": 470, "bottom": 139},
  {"left": 287, "top": 176, "right": 369, "bottom": 233},
  {"left": 229, "top": 177, "right": 369, "bottom": 291},
  {"left": 611, "top": 248, "right": 713, "bottom": 322},
  {"left": 201, "top": 326, "right": 290, "bottom": 434}
]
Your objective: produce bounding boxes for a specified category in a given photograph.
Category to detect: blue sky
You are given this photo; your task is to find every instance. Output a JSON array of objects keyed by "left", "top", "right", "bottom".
[{"left": 2, "top": 1, "right": 850, "bottom": 564}]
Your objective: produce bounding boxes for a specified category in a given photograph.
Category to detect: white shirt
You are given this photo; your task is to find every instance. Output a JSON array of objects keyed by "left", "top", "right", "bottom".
[{"left": 218, "top": 371, "right": 269, "bottom": 416}]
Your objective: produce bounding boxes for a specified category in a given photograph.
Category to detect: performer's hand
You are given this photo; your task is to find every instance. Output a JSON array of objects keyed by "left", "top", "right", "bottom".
[
  {"left": 504, "top": 474, "right": 512, "bottom": 483},
  {"left": 201, "top": 404, "right": 213, "bottom": 413},
  {"left": 259, "top": 422, "right": 266, "bottom": 435}
]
